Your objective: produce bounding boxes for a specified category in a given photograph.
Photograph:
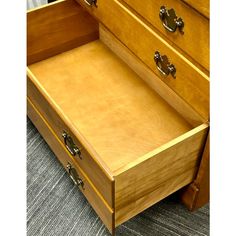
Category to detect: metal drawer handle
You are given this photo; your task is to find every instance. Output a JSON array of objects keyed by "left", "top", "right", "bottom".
[
  {"left": 154, "top": 51, "right": 176, "bottom": 78},
  {"left": 67, "top": 163, "right": 84, "bottom": 189},
  {"left": 159, "top": 6, "right": 184, "bottom": 33},
  {"left": 62, "top": 131, "right": 82, "bottom": 159},
  {"left": 83, "top": 0, "right": 97, "bottom": 7}
]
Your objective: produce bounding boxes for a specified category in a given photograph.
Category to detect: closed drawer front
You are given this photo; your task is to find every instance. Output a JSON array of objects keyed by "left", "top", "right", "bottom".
[
  {"left": 27, "top": 98, "right": 114, "bottom": 232},
  {"left": 27, "top": 74, "right": 114, "bottom": 208},
  {"left": 120, "top": 0, "right": 209, "bottom": 70},
  {"left": 182, "top": 0, "right": 209, "bottom": 19},
  {"left": 76, "top": 0, "right": 209, "bottom": 120}
]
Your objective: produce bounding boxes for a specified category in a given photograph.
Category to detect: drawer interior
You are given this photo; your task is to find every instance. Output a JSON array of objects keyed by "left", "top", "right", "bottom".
[
  {"left": 27, "top": 0, "right": 207, "bottom": 174},
  {"left": 28, "top": 39, "right": 192, "bottom": 173}
]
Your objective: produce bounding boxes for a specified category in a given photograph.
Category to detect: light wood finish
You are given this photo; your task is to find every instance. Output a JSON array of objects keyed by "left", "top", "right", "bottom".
[
  {"left": 27, "top": 70, "right": 114, "bottom": 208},
  {"left": 27, "top": 0, "right": 99, "bottom": 64},
  {"left": 76, "top": 0, "right": 209, "bottom": 120},
  {"left": 182, "top": 0, "right": 209, "bottom": 19},
  {"left": 114, "top": 123, "right": 208, "bottom": 225},
  {"left": 180, "top": 133, "right": 209, "bottom": 210},
  {"left": 120, "top": 0, "right": 209, "bottom": 70},
  {"left": 116, "top": 168, "right": 197, "bottom": 226},
  {"left": 28, "top": 40, "right": 194, "bottom": 173},
  {"left": 99, "top": 24, "right": 206, "bottom": 127},
  {"left": 27, "top": 98, "right": 114, "bottom": 233}
]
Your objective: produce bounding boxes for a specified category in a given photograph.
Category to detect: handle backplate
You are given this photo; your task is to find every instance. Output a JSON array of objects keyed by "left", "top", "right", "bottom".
[
  {"left": 159, "top": 6, "right": 184, "bottom": 33},
  {"left": 67, "top": 163, "right": 84, "bottom": 189},
  {"left": 84, "top": 0, "right": 97, "bottom": 7},
  {"left": 62, "top": 131, "right": 82, "bottom": 158},
  {"left": 154, "top": 51, "right": 176, "bottom": 78}
]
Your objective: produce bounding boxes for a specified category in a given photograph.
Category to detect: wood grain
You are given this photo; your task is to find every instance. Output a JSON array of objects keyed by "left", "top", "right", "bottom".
[
  {"left": 114, "top": 123, "right": 209, "bottom": 225},
  {"left": 27, "top": 0, "right": 99, "bottom": 64},
  {"left": 182, "top": 0, "right": 209, "bottom": 19},
  {"left": 115, "top": 168, "right": 197, "bottom": 226},
  {"left": 99, "top": 24, "right": 205, "bottom": 127},
  {"left": 120, "top": 0, "right": 209, "bottom": 70},
  {"left": 27, "top": 70, "right": 114, "bottom": 208},
  {"left": 180, "top": 133, "right": 209, "bottom": 210},
  {"left": 28, "top": 40, "right": 193, "bottom": 173},
  {"left": 27, "top": 98, "right": 114, "bottom": 233},
  {"left": 76, "top": 0, "right": 209, "bottom": 120}
]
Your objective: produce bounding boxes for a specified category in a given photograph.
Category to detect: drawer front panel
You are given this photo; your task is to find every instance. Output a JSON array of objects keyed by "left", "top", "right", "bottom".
[
  {"left": 76, "top": 0, "right": 209, "bottom": 120},
  {"left": 27, "top": 73, "right": 113, "bottom": 208},
  {"left": 120, "top": 0, "right": 209, "bottom": 70},
  {"left": 114, "top": 123, "right": 209, "bottom": 226},
  {"left": 27, "top": 98, "right": 114, "bottom": 232}
]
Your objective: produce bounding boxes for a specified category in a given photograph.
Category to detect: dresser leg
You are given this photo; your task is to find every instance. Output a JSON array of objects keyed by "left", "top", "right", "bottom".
[
  {"left": 180, "top": 133, "right": 209, "bottom": 211},
  {"left": 112, "top": 227, "right": 116, "bottom": 236}
]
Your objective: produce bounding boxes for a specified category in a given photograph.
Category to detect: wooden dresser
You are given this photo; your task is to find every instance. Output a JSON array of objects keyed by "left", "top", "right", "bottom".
[{"left": 27, "top": 0, "right": 209, "bottom": 234}]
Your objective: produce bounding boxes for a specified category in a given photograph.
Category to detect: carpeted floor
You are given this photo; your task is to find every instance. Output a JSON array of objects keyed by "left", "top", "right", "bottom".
[{"left": 27, "top": 1, "right": 209, "bottom": 235}]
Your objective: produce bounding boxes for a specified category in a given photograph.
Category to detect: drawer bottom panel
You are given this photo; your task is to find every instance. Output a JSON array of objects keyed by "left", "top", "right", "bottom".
[{"left": 27, "top": 97, "right": 114, "bottom": 233}]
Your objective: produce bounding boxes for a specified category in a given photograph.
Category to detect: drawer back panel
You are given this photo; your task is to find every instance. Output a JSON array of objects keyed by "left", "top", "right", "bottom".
[{"left": 27, "top": 0, "right": 99, "bottom": 64}]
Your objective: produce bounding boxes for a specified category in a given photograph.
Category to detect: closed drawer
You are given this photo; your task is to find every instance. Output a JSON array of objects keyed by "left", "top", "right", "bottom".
[
  {"left": 27, "top": 74, "right": 114, "bottom": 208},
  {"left": 27, "top": 98, "right": 114, "bottom": 232},
  {"left": 120, "top": 0, "right": 209, "bottom": 70},
  {"left": 77, "top": 0, "right": 209, "bottom": 120},
  {"left": 27, "top": 0, "right": 113, "bottom": 208},
  {"left": 27, "top": 0, "right": 209, "bottom": 232}
]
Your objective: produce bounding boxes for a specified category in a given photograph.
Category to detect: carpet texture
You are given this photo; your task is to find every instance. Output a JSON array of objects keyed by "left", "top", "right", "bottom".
[{"left": 27, "top": 1, "right": 209, "bottom": 235}]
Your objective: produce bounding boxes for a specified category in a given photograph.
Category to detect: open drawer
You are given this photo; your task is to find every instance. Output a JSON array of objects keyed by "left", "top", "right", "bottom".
[{"left": 27, "top": 0, "right": 209, "bottom": 234}]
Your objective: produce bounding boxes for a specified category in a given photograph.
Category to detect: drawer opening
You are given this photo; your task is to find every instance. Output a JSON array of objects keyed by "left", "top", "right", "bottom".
[{"left": 28, "top": 37, "right": 203, "bottom": 172}]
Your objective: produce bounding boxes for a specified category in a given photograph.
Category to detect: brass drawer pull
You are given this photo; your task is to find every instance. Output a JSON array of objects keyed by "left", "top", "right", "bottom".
[
  {"left": 83, "top": 0, "right": 97, "bottom": 7},
  {"left": 66, "top": 163, "right": 84, "bottom": 189},
  {"left": 159, "top": 6, "right": 184, "bottom": 33},
  {"left": 154, "top": 51, "right": 176, "bottom": 78},
  {"left": 62, "top": 131, "right": 82, "bottom": 159}
]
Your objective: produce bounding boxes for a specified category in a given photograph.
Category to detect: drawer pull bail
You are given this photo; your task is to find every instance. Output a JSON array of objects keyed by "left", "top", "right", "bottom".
[
  {"left": 67, "top": 163, "right": 84, "bottom": 190},
  {"left": 159, "top": 6, "right": 184, "bottom": 33},
  {"left": 62, "top": 131, "right": 82, "bottom": 159},
  {"left": 84, "top": 0, "right": 97, "bottom": 7},
  {"left": 154, "top": 51, "right": 176, "bottom": 78}
]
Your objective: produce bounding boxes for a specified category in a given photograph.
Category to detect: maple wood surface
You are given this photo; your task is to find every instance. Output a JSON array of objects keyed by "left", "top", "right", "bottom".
[
  {"left": 120, "top": 0, "right": 209, "bottom": 70},
  {"left": 182, "top": 0, "right": 209, "bottom": 18},
  {"left": 99, "top": 24, "right": 206, "bottom": 127},
  {"left": 76, "top": 0, "right": 209, "bottom": 120},
  {"left": 27, "top": 0, "right": 99, "bottom": 64},
  {"left": 28, "top": 40, "right": 194, "bottom": 173}
]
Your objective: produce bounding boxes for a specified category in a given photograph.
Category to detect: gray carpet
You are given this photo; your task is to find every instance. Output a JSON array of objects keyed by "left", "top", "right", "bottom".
[{"left": 27, "top": 1, "right": 209, "bottom": 235}]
